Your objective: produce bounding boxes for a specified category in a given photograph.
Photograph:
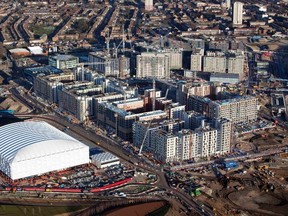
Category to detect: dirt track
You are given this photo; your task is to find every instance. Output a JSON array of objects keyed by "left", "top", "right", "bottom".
[{"left": 228, "top": 188, "right": 288, "bottom": 216}]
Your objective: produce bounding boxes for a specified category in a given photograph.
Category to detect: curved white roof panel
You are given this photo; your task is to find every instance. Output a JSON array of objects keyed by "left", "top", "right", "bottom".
[
  {"left": 91, "top": 152, "right": 119, "bottom": 164},
  {"left": 0, "top": 121, "right": 83, "bottom": 162}
]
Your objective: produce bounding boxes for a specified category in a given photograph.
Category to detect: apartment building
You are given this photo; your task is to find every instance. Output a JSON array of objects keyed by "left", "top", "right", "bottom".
[
  {"left": 183, "top": 111, "right": 207, "bottom": 130},
  {"left": 227, "top": 53, "right": 245, "bottom": 74},
  {"left": 190, "top": 49, "right": 204, "bottom": 71},
  {"left": 233, "top": 2, "right": 244, "bottom": 25},
  {"left": 209, "top": 96, "right": 258, "bottom": 123},
  {"left": 177, "top": 82, "right": 212, "bottom": 106},
  {"left": 167, "top": 104, "right": 186, "bottom": 120},
  {"left": 49, "top": 54, "right": 79, "bottom": 69},
  {"left": 119, "top": 55, "right": 130, "bottom": 78},
  {"left": 203, "top": 52, "right": 226, "bottom": 73},
  {"left": 93, "top": 93, "right": 124, "bottom": 119},
  {"left": 105, "top": 79, "right": 138, "bottom": 98},
  {"left": 153, "top": 130, "right": 178, "bottom": 162},
  {"left": 193, "top": 124, "right": 218, "bottom": 157},
  {"left": 88, "top": 52, "right": 130, "bottom": 77},
  {"left": 97, "top": 100, "right": 168, "bottom": 140},
  {"left": 187, "top": 95, "right": 258, "bottom": 123},
  {"left": 164, "top": 48, "right": 183, "bottom": 70},
  {"left": 133, "top": 119, "right": 182, "bottom": 151},
  {"left": 58, "top": 82, "right": 102, "bottom": 121},
  {"left": 187, "top": 96, "right": 211, "bottom": 115},
  {"left": 200, "top": 51, "right": 245, "bottom": 74},
  {"left": 133, "top": 117, "right": 232, "bottom": 162},
  {"left": 212, "top": 118, "right": 232, "bottom": 153},
  {"left": 145, "top": 0, "right": 153, "bottom": 11},
  {"left": 177, "top": 129, "right": 195, "bottom": 160},
  {"left": 34, "top": 73, "right": 75, "bottom": 103},
  {"left": 136, "top": 52, "right": 170, "bottom": 78}
]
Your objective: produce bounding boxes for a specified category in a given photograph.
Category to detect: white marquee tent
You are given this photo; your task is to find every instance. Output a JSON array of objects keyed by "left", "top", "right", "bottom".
[{"left": 0, "top": 121, "right": 89, "bottom": 180}]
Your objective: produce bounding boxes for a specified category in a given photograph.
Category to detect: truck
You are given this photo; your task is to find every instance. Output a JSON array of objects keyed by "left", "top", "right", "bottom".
[{"left": 222, "top": 161, "right": 238, "bottom": 169}]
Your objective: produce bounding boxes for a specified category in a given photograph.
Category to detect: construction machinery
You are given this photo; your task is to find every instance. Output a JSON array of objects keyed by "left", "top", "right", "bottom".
[{"left": 138, "top": 120, "right": 153, "bottom": 156}]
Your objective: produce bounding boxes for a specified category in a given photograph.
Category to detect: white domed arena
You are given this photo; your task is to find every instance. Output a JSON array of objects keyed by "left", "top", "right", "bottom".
[{"left": 0, "top": 121, "right": 89, "bottom": 180}]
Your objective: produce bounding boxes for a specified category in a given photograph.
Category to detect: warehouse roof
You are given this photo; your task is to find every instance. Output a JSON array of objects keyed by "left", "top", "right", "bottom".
[
  {"left": 91, "top": 152, "right": 119, "bottom": 164},
  {"left": 27, "top": 46, "right": 43, "bottom": 55},
  {"left": 0, "top": 121, "right": 88, "bottom": 162}
]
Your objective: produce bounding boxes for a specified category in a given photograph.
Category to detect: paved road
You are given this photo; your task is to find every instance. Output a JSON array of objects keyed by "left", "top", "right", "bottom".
[
  {"left": 10, "top": 87, "right": 34, "bottom": 111},
  {"left": 170, "top": 147, "right": 287, "bottom": 171}
]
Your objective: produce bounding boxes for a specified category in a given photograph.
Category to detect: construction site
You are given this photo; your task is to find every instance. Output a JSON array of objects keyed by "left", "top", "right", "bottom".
[{"left": 165, "top": 122, "right": 288, "bottom": 216}]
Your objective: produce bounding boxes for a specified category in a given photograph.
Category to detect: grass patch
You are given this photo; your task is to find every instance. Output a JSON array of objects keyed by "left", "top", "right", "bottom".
[
  {"left": 0, "top": 205, "right": 85, "bottom": 216},
  {"left": 30, "top": 25, "right": 55, "bottom": 38}
]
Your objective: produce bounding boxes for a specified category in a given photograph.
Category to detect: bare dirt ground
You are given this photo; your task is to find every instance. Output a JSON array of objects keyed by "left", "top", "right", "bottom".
[
  {"left": 228, "top": 188, "right": 288, "bottom": 216},
  {"left": 0, "top": 96, "right": 30, "bottom": 113},
  {"left": 103, "top": 201, "right": 167, "bottom": 216}
]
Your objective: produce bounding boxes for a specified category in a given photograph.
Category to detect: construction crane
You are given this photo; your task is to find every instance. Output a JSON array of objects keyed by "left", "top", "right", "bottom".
[
  {"left": 152, "top": 78, "right": 156, "bottom": 111},
  {"left": 75, "top": 61, "right": 111, "bottom": 80},
  {"left": 138, "top": 120, "right": 153, "bottom": 156},
  {"left": 113, "top": 25, "right": 126, "bottom": 58}
]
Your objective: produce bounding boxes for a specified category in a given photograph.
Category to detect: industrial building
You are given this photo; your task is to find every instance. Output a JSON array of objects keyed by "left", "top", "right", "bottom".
[
  {"left": 0, "top": 121, "right": 89, "bottom": 180},
  {"left": 210, "top": 73, "right": 240, "bottom": 84},
  {"left": 91, "top": 152, "right": 120, "bottom": 169}
]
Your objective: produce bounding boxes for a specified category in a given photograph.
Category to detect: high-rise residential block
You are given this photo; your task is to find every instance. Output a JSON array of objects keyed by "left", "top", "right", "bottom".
[
  {"left": 203, "top": 53, "right": 226, "bottom": 73},
  {"left": 233, "top": 2, "right": 244, "bottom": 25},
  {"left": 145, "top": 0, "right": 153, "bottom": 11},
  {"left": 209, "top": 96, "right": 258, "bottom": 123},
  {"left": 190, "top": 52, "right": 203, "bottom": 71},
  {"left": 136, "top": 52, "right": 170, "bottom": 78}
]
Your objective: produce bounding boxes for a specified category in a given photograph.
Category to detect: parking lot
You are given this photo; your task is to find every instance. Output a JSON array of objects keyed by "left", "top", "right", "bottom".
[{"left": 0, "top": 162, "right": 135, "bottom": 193}]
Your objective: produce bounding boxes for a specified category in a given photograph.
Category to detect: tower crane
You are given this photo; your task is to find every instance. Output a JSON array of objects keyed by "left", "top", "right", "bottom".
[
  {"left": 152, "top": 78, "right": 156, "bottom": 111},
  {"left": 113, "top": 25, "right": 126, "bottom": 58},
  {"left": 138, "top": 120, "right": 153, "bottom": 156},
  {"left": 75, "top": 62, "right": 110, "bottom": 81}
]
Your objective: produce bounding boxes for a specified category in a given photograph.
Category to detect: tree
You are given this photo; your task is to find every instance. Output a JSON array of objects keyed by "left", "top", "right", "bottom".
[{"left": 73, "top": 19, "right": 89, "bottom": 33}]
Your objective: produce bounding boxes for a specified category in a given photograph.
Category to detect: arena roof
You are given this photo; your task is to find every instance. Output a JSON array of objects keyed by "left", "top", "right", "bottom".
[{"left": 0, "top": 121, "right": 86, "bottom": 163}]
